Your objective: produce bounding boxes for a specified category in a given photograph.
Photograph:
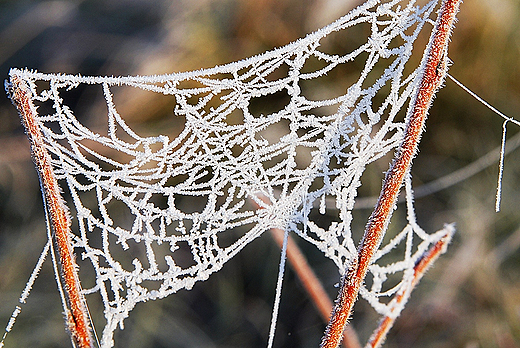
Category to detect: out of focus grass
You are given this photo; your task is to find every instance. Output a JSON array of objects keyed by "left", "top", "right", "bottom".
[{"left": 0, "top": 0, "right": 519, "bottom": 347}]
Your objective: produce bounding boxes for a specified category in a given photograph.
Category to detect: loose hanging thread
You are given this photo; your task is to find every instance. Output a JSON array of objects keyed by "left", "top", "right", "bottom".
[
  {"left": 447, "top": 73, "right": 520, "bottom": 213},
  {"left": 496, "top": 120, "right": 508, "bottom": 212}
]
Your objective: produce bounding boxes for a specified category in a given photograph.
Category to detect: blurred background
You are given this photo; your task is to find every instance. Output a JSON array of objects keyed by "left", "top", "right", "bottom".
[{"left": 0, "top": 0, "right": 520, "bottom": 347}]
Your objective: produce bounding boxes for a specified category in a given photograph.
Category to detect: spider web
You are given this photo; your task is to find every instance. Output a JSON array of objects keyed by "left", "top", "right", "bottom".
[{"left": 7, "top": 0, "right": 453, "bottom": 346}]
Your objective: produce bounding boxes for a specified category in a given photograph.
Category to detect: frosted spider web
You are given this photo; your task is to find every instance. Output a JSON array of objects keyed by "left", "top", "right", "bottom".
[{"left": 7, "top": 0, "right": 455, "bottom": 346}]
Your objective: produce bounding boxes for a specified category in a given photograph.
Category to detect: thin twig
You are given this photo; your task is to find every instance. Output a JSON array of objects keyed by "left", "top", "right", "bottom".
[
  {"left": 6, "top": 73, "right": 94, "bottom": 348},
  {"left": 365, "top": 227, "right": 454, "bottom": 348},
  {"left": 320, "top": 1, "right": 462, "bottom": 347}
]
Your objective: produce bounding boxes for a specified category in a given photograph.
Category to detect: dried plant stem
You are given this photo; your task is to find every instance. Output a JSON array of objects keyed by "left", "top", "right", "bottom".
[
  {"left": 6, "top": 74, "right": 94, "bottom": 348},
  {"left": 366, "top": 228, "right": 454, "bottom": 348},
  {"left": 320, "top": 1, "right": 462, "bottom": 347}
]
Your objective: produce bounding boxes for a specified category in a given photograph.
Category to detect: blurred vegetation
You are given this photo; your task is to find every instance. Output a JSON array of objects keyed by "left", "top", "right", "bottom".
[{"left": 0, "top": 0, "right": 520, "bottom": 347}]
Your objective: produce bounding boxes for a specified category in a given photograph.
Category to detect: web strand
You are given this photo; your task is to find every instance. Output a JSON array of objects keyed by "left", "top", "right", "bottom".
[
  {"left": 0, "top": 241, "right": 50, "bottom": 348},
  {"left": 496, "top": 121, "right": 508, "bottom": 212},
  {"left": 266, "top": 228, "right": 289, "bottom": 348},
  {"left": 446, "top": 73, "right": 520, "bottom": 213},
  {"left": 447, "top": 74, "right": 520, "bottom": 127}
]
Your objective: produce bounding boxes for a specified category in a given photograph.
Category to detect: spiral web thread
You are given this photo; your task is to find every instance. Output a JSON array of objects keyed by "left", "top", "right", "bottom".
[{"left": 8, "top": 0, "right": 455, "bottom": 346}]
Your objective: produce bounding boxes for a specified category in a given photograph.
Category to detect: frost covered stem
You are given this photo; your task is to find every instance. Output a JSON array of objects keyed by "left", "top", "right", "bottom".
[
  {"left": 366, "top": 227, "right": 453, "bottom": 348},
  {"left": 6, "top": 73, "right": 94, "bottom": 348},
  {"left": 320, "top": 1, "right": 462, "bottom": 347}
]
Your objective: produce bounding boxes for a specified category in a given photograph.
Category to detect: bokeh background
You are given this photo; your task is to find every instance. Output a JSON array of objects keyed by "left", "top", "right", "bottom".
[{"left": 0, "top": 0, "right": 520, "bottom": 347}]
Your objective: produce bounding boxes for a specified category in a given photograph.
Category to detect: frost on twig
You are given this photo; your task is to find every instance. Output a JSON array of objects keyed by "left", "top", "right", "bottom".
[{"left": 321, "top": 0, "right": 461, "bottom": 347}]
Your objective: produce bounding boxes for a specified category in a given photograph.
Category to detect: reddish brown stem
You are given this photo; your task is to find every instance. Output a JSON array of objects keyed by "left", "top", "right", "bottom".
[
  {"left": 320, "top": 1, "right": 462, "bottom": 347},
  {"left": 7, "top": 74, "right": 94, "bottom": 348},
  {"left": 366, "top": 228, "right": 454, "bottom": 348}
]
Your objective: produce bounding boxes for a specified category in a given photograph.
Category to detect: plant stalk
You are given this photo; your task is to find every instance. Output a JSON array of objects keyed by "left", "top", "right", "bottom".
[
  {"left": 6, "top": 73, "right": 94, "bottom": 348},
  {"left": 320, "top": 1, "right": 462, "bottom": 347}
]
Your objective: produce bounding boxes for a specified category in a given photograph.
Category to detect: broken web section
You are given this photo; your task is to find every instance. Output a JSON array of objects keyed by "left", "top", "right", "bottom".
[{"left": 10, "top": 0, "right": 445, "bottom": 346}]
